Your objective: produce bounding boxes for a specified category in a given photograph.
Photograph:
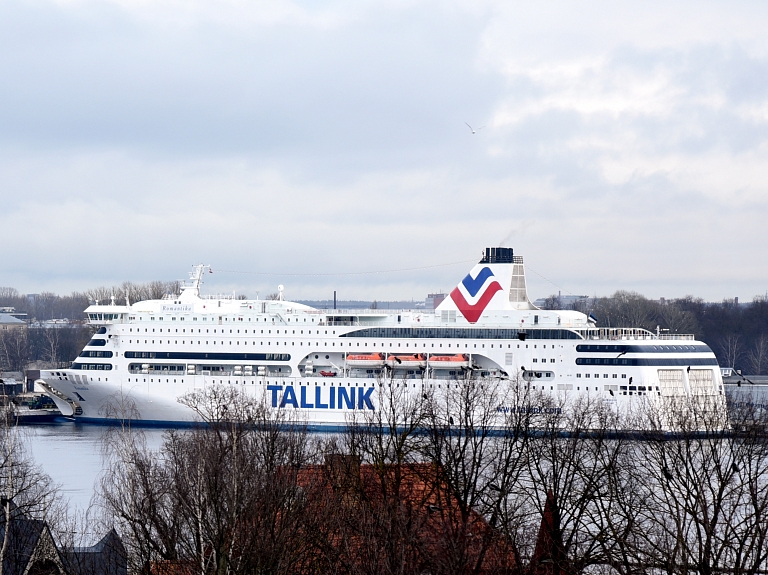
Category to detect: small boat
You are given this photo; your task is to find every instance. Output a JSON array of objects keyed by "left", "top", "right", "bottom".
[
  {"left": 387, "top": 354, "right": 427, "bottom": 368},
  {"left": 346, "top": 353, "right": 386, "bottom": 367},
  {"left": 319, "top": 370, "right": 337, "bottom": 377},
  {"left": 428, "top": 354, "right": 470, "bottom": 369}
]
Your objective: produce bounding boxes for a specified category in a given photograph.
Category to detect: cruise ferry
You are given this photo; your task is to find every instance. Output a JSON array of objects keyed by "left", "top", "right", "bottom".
[{"left": 37, "top": 248, "right": 725, "bottom": 428}]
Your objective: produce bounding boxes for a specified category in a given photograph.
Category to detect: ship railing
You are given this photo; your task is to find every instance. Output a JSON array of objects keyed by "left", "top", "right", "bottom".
[
  {"left": 200, "top": 294, "right": 238, "bottom": 300},
  {"left": 326, "top": 320, "right": 400, "bottom": 327},
  {"left": 573, "top": 328, "right": 695, "bottom": 341}
]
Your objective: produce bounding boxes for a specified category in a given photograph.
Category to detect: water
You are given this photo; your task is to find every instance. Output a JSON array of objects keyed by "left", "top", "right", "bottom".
[{"left": 22, "top": 421, "right": 167, "bottom": 512}]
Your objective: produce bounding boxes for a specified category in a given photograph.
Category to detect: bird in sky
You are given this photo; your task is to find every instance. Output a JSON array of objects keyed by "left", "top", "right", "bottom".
[{"left": 465, "top": 122, "right": 485, "bottom": 134}]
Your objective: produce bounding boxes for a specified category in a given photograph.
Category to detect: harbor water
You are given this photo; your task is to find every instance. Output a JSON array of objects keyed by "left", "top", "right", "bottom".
[{"left": 22, "top": 421, "right": 167, "bottom": 512}]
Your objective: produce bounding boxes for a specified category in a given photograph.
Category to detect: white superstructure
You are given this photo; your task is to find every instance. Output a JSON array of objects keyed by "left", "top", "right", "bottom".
[{"left": 38, "top": 248, "right": 725, "bottom": 428}]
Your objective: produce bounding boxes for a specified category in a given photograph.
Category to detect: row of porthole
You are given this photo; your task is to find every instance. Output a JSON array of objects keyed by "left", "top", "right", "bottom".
[{"left": 133, "top": 315, "right": 320, "bottom": 323}]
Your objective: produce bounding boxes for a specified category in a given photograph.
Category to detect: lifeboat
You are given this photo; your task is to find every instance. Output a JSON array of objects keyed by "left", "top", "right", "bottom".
[
  {"left": 428, "top": 354, "right": 470, "bottom": 369},
  {"left": 319, "top": 370, "right": 337, "bottom": 377},
  {"left": 346, "top": 353, "right": 386, "bottom": 367},
  {"left": 387, "top": 354, "right": 427, "bottom": 368}
]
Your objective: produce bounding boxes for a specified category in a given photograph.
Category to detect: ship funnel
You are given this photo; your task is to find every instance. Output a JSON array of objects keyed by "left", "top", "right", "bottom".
[
  {"left": 480, "top": 247, "right": 515, "bottom": 264},
  {"left": 435, "top": 247, "right": 537, "bottom": 323}
]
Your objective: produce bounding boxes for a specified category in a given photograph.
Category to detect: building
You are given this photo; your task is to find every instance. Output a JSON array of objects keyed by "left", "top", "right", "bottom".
[
  {"left": 426, "top": 293, "right": 446, "bottom": 309},
  {"left": 0, "top": 499, "right": 126, "bottom": 575},
  {"left": 0, "top": 308, "right": 27, "bottom": 322},
  {"left": 296, "top": 457, "right": 520, "bottom": 574},
  {"left": 0, "top": 313, "right": 26, "bottom": 332}
]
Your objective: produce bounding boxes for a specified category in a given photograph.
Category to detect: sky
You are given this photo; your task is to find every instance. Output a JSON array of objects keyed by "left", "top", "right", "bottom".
[{"left": 2, "top": 0, "right": 768, "bottom": 303}]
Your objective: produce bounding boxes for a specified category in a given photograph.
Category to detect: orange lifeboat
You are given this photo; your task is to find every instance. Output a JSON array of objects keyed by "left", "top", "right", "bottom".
[
  {"left": 346, "top": 353, "right": 385, "bottom": 367},
  {"left": 387, "top": 354, "right": 427, "bottom": 368},
  {"left": 428, "top": 354, "right": 470, "bottom": 369}
]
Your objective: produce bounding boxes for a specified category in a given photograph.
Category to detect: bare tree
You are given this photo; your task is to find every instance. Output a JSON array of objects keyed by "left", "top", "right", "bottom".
[
  {"left": 607, "top": 291, "right": 656, "bottom": 330},
  {"left": 0, "top": 329, "right": 30, "bottom": 372},
  {"left": 658, "top": 301, "right": 700, "bottom": 335},
  {"left": 630, "top": 396, "right": 768, "bottom": 574},
  {"left": 0, "top": 288, "right": 20, "bottom": 302},
  {"left": 0, "top": 423, "right": 62, "bottom": 575},
  {"left": 327, "top": 375, "right": 433, "bottom": 575},
  {"left": 747, "top": 334, "right": 768, "bottom": 375},
  {"left": 41, "top": 328, "right": 60, "bottom": 366},
  {"left": 720, "top": 333, "right": 743, "bottom": 370},
  {"left": 99, "top": 386, "right": 318, "bottom": 575},
  {"left": 420, "top": 376, "right": 521, "bottom": 575},
  {"left": 541, "top": 294, "right": 562, "bottom": 310}
]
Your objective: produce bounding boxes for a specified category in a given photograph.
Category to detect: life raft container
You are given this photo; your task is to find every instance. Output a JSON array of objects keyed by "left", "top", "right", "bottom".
[
  {"left": 346, "top": 353, "right": 386, "bottom": 367},
  {"left": 428, "top": 354, "right": 470, "bottom": 369},
  {"left": 387, "top": 354, "right": 427, "bottom": 368}
]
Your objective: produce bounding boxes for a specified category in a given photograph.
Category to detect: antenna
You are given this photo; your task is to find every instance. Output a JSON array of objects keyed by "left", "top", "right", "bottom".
[{"left": 278, "top": 285, "right": 284, "bottom": 301}]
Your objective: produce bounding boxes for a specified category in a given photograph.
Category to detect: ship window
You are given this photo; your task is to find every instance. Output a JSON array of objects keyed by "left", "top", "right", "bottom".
[
  {"left": 576, "top": 374, "right": 581, "bottom": 378},
  {"left": 585, "top": 374, "right": 590, "bottom": 378}
]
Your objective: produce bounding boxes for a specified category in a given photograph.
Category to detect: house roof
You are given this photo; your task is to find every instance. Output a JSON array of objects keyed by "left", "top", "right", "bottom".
[
  {"left": 296, "top": 457, "right": 519, "bottom": 575},
  {"left": 0, "top": 313, "right": 24, "bottom": 325},
  {"left": 0, "top": 499, "right": 64, "bottom": 574},
  {"left": 528, "top": 490, "right": 574, "bottom": 575},
  {"left": 64, "top": 528, "right": 127, "bottom": 575}
]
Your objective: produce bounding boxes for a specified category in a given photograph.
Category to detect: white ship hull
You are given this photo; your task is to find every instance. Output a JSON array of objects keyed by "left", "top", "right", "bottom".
[{"left": 37, "top": 248, "right": 727, "bottom": 430}]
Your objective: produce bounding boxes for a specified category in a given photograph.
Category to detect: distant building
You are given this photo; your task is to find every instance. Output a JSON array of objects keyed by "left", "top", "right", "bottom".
[
  {"left": 30, "top": 319, "right": 80, "bottom": 329},
  {"left": 426, "top": 293, "right": 446, "bottom": 309},
  {"left": 0, "top": 307, "right": 28, "bottom": 322},
  {"left": 0, "top": 313, "right": 26, "bottom": 332}
]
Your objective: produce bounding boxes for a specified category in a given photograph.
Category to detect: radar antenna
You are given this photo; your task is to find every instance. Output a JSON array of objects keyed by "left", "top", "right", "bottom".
[{"left": 180, "top": 264, "right": 210, "bottom": 299}]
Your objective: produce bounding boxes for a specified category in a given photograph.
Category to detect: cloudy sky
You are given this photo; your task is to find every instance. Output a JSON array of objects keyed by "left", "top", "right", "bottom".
[{"left": 2, "top": 0, "right": 768, "bottom": 303}]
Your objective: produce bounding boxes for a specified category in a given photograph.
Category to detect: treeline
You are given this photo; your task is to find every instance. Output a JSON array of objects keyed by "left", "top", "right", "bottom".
[
  {"left": 0, "top": 280, "right": 179, "bottom": 371},
  {"left": 94, "top": 383, "right": 768, "bottom": 575},
  {"left": 0, "top": 280, "right": 179, "bottom": 322},
  {"left": 542, "top": 290, "right": 768, "bottom": 374},
  {"left": 0, "top": 326, "right": 95, "bottom": 371}
]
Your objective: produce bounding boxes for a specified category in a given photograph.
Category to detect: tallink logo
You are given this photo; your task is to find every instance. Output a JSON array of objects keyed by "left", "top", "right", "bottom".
[
  {"left": 268, "top": 385, "right": 375, "bottom": 411},
  {"left": 449, "top": 267, "right": 502, "bottom": 323}
]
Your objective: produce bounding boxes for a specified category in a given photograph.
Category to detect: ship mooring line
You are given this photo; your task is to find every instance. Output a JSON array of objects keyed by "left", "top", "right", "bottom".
[
  {"left": 214, "top": 259, "right": 477, "bottom": 277},
  {"left": 524, "top": 265, "right": 577, "bottom": 297}
]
